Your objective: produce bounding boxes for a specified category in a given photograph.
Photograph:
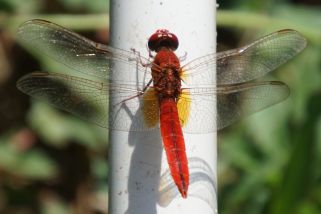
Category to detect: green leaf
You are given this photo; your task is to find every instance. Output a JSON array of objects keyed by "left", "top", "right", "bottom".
[{"left": 27, "top": 101, "right": 107, "bottom": 149}]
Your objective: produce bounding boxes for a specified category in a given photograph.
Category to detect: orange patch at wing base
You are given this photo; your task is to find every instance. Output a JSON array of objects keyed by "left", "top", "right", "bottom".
[
  {"left": 142, "top": 88, "right": 159, "bottom": 128},
  {"left": 177, "top": 91, "right": 191, "bottom": 127},
  {"left": 179, "top": 68, "right": 188, "bottom": 82}
]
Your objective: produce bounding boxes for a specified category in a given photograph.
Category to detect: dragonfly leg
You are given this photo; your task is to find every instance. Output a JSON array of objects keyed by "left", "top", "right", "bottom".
[
  {"left": 114, "top": 79, "right": 154, "bottom": 106},
  {"left": 113, "top": 91, "right": 145, "bottom": 106},
  {"left": 130, "top": 48, "right": 153, "bottom": 68},
  {"left": 146, "top": 43, "right": 154, "bottom": 59},
  {"left": 179, "top": 51, "right": 188, "bottom": 62}
]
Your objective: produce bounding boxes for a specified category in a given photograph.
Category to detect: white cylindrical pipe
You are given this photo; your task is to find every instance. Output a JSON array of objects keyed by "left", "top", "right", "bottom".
[{"left": 109, "top": 1, "right": 217, "bottom": 213}]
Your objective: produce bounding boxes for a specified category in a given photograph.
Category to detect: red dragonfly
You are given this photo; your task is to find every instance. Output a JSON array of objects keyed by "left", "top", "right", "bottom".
[{"left": 16, "top": 19, "right": 306, "bottom": 198}]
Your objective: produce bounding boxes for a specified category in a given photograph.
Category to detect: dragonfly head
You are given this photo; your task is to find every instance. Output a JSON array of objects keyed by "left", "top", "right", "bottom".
[{"left": 148, "top": 29, "right": 179, "bottom": 52}]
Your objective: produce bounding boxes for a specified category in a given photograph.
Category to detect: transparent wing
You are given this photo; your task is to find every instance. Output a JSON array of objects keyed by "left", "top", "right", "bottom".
[
  {"left": 17, "top": 72, "right": 289, "bottom": 132},
  {"left": 179, "top": 81, "right": 290, "bottom": 133},
  {"left": 16, "top": 19, "right": 153, "bottom": 80},
  {"left": 17, "top": 72, "right": 159, "bottom": 131},
  {"left": 181, "top": 29, "right": 307, "bottom": 85},
  {"left": 216, "top": 81, "right": 290, "bottom": 130},
  {"left": 16, "top": 22, "right": 296, "bottom": 132}
]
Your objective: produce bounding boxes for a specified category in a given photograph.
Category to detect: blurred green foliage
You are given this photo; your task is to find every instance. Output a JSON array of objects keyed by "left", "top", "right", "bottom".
[
  {"left": 0, "top": 133, "right": 57, "bottom": 179},
  {"left": 216, "top": 1, "right": 321, "bottom": 214},
  {"left": 0, "top": 0, "right": 320, "bottom": 213}
]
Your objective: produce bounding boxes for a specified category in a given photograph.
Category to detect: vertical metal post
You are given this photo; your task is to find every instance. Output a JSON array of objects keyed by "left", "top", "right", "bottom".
[{"left": 109, "top": 0, "right": 217, "bottom": 213}]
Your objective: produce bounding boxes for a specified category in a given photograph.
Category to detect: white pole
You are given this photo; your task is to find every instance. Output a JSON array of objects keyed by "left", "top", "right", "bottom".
[{"left": 109, "top": 0, "right": 217, "bottom": 213}]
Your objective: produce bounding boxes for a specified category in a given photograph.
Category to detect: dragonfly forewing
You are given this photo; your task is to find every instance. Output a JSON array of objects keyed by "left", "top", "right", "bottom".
[
  {"left": 181, "top": 29, "right": 307, "bottom": 86},
  {"left": 17, "top": 19, "right": 154, "bottom": 81}
]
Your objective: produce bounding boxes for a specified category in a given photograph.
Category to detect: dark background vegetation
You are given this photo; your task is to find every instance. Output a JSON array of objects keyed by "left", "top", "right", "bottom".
[{"left": 0, "top": 0, "right": 320, "bottom": 213}]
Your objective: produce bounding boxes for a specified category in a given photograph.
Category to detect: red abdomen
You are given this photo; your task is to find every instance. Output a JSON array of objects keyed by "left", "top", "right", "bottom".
[{"left": 160, "top": 98, "right": 189, "bottom": 198}]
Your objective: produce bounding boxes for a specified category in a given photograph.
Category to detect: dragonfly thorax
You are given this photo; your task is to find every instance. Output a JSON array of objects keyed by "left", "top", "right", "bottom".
[{"left": 151, "top": 48, "right": 182, "bottom": 99}]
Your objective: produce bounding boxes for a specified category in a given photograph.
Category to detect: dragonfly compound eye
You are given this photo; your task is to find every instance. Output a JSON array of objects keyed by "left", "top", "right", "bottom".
[{"left": 148, "top": 29, "right": 179, "bottom": 52}]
